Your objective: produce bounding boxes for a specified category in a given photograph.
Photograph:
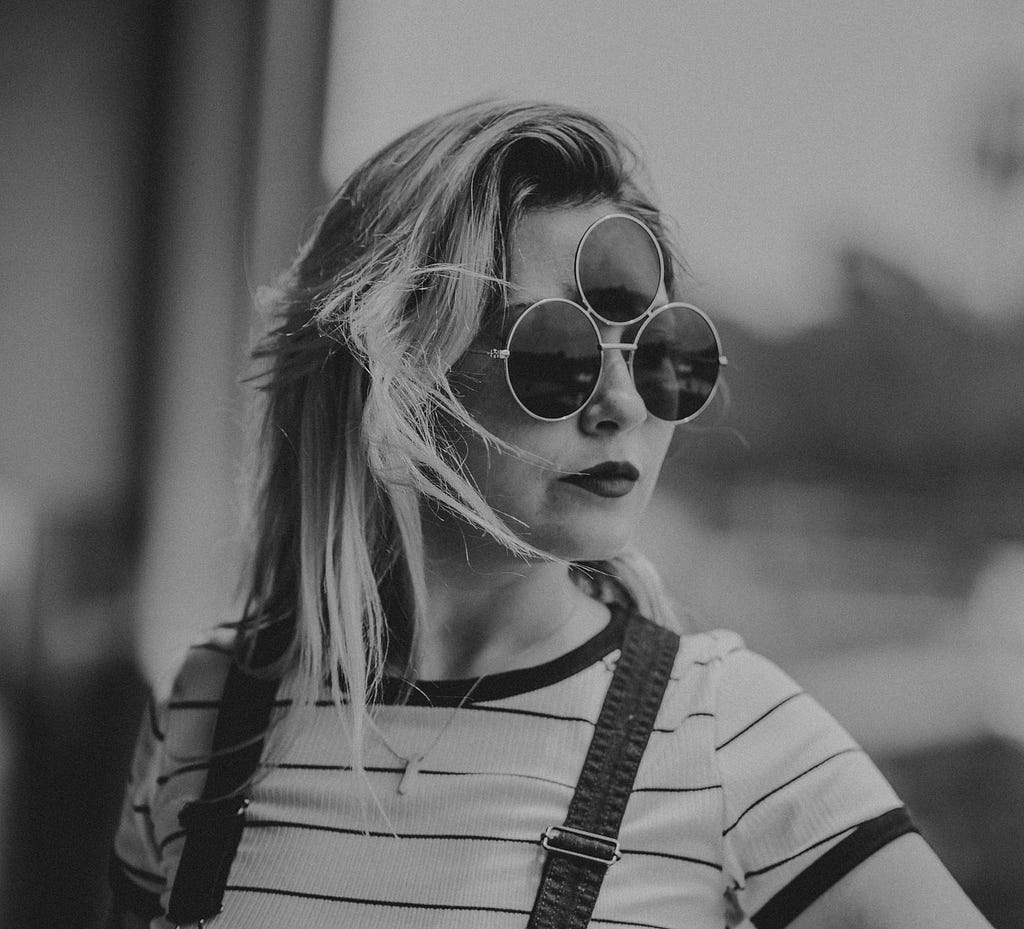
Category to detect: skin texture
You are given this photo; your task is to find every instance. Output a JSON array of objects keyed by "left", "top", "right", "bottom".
[
  {"left": 453, "top": 202, "right": 675, "bottom": 562},
  {"left": 418, "top": 202, "right": 675, "bottom": 679}
]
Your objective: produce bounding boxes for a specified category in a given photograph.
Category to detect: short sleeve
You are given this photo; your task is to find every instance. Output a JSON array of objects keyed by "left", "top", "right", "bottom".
[
  {"left": 108, "top": 693, "right": 168, "bottom": 922},
  {"left": 107, "top": 631, "right": 236, "bottom": 924},
  {"left": 713, "top": 645, "right": 914, "bottom": 927}
]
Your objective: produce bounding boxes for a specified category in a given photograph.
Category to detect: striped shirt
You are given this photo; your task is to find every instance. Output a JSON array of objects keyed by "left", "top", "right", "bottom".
[{"left": 110, "top": 603, "right": 912, "bottom": 928}]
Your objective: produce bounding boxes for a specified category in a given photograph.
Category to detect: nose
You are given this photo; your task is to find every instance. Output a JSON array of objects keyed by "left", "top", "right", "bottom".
[{"left": 578, "top": 347, "right": 646, "bottom": 435}]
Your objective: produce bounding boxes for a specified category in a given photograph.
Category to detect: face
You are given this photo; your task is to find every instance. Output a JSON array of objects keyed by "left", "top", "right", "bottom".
[{"left": 447, "top": 202, "right": 676, "bottom": 563}]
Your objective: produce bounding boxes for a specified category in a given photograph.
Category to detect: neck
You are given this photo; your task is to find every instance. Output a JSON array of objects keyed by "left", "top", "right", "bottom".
[{"left": 413, "top": 535, "right": 609, "bottom": 680}]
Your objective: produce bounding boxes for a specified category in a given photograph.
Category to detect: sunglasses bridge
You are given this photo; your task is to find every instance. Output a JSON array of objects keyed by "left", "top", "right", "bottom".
[{"left": 481, "top": 340, "right": 640, "bottom": 361}]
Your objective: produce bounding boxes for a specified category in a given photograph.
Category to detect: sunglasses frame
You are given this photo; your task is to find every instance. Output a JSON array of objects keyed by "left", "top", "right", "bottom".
[
  {"left": 464, "top": 212, "right": 727, "bottom": 423},
  {"left": 573, "top": 212, "right": 666, "bottom": 326},
  {"left": 477, "top": 297, "right": 727, "bottom": 423}
]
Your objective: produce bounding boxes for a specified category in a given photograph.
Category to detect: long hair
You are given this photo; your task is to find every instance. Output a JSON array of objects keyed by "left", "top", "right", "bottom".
[{"left": 240, "top": 99, "right": 685, "bottom": 769}]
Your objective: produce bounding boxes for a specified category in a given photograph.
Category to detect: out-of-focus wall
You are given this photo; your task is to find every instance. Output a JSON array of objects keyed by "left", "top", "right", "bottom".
[
  {"left": 1, "top": 4, "right": 167, "bottom": 924},
  {"left": 1, "top": 2, "right": 139, "bottom": 509},
  {"left": 0, "top": 2, "right": 331, "bottom": 925}
]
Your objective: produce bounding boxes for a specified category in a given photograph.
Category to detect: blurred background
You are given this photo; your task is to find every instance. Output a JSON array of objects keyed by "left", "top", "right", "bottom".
[{"left": 1, "top": 1, "right": 1021, "bottom": 925}]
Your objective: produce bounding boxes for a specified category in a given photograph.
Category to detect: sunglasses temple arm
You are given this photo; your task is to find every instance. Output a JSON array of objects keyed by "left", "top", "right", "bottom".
[{"left": 464, "top": 348, "right": 510, "bottom": 360}]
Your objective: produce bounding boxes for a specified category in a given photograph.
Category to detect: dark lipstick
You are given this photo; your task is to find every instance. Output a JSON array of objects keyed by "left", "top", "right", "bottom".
[{"left": 558, "top": 461, "right": 640, "bottom": 498}]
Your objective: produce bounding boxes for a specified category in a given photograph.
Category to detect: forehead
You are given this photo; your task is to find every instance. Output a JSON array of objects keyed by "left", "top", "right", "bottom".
[{"left": 506, "top": 202, "right": 619, "bottom": 302}]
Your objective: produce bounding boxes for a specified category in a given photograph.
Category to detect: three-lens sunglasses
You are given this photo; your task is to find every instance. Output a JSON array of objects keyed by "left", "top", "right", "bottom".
[{"left": 467, "top": 213, "right": 727, "bottom": 423}]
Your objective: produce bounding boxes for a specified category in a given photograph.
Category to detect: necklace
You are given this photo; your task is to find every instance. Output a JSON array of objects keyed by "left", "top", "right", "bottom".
[
  {"left": 370, "top": 673, "right": 486, "bottom": 795},
  {"left": 371, "top": 583, "right": 590, "bottom": 795}
]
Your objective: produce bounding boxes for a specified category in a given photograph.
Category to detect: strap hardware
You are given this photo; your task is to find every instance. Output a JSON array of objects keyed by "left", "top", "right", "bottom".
[{"left": 540, "top": 825, "right": 622, "bottom": 867}]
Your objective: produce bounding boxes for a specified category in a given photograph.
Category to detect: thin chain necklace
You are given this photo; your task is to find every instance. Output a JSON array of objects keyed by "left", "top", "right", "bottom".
[
  {"left": 371, "top": 585, "right": 587, "bottom": 795},
  {"left": 369, "top": 672, "right": 487, "bottom": 795}
]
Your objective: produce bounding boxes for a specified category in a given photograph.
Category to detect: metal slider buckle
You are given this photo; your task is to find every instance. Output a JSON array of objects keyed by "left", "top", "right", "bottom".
[{"left": 540, "top": 825, "right": 622, "bottom": 866}]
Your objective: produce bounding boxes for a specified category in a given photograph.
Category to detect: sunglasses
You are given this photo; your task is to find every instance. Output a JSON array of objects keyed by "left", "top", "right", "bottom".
[{"left": 468, "top": 213, "right": 727, "bottom": 423}]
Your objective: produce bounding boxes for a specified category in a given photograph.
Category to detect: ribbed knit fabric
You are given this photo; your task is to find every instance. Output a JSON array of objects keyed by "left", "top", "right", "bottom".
[{"left": 111, "top": 605, "right": 909, "bottom": 928}]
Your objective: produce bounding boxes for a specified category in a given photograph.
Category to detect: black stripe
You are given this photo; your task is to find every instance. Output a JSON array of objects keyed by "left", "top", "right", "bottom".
[
  {"left": 590, "top": 917, "right": 683, "bottom": 929},
  {"left": 592, "top": 918, "right": 691, "bottom": 929},
  {"left": 168, "top": 696, "right": 353, "bottom": 710},
  {"left": 468, "top": 703, "right": 598, "bottom": 725},
  {"left": 167, "top": 699, "right": 222, "bottom": 710},
  {"left": 167, "top": 698, "right": 294, "bottom": 710},
  {"left": 243, "top": 819, "right": 724, "bottom": 872},
  {"left": 108, "top": 855, "right": 164, "bottom": 920},
  {"left": 744, "top": 824, "right": 858, "bottom": 877},
  {"left": 159, "top": 829, "right": 185, "bottom": 850},
  {"left": 651, "top": 711, "right": 716, "bottom": 734},
  {"left": 246, "top": 818, "right": 538, "bottom": 846},
  {"left": 131, "top": 803, "right": 152, "bottom": 816},
  {"left": 110, "top": 851, "right": 162, "bottom": 886},
  {"left": 147, "top": 695, "right": 165, "bottom": 741},
  {"left": 716, "top": 691, "right": 803, "bottom": 750},
  {"left": 692, "top": 645, "right": 745, "bottom": 667},
  {"left": 723, "top": 748, "right": 860, "bottom": 836},
  {"left": 155, "top": 760, "right": 212, "bottom": 785},
  {"left": 619, "top": 847, "right": 723, "bottom": 870},
  {"left": 382, "top": 604, "right": 627, "bottom": 705},
  {"left": 751, "top": 808, "right": 917, "bottom": 929},
  {"left": 272, "top": 763, "right": 578, "bottom": 790},
  {"left": 190, "top": 640, "right": 233, "bottom": 654},
  {"left": 241, "top": 818, "right": 726, "bottom": 875},
  {"left": 162, "top": 697, "right": 710, "bottom": 735},
  {"left": 631, "top": 782, "right": 722, "bottom": 795},
  {"left": 223, "top": 884, "right": 531, "bottom": 915}
]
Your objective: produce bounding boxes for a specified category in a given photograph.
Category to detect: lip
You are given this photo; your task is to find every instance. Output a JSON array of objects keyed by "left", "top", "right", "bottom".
[{"left": 558, "top": 461, "right": 640, "bottom": 498}]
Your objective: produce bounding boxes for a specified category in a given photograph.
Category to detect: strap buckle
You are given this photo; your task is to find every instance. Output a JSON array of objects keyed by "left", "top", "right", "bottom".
[{"left": 540, "top": 825, "right": 622, "bottom": 867}]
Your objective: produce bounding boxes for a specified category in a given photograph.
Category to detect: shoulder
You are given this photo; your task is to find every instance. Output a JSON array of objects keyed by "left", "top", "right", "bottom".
[
  {"left": 155, "top": 625, "right": 237, "bottom": 705},
  {"left": 649, "top": 627, "right": 753, "bottom": 731},
  {"left": 151, "top": 626, "right": 240, "bottom": 770},
  {"left": 110, "top": 626, "right": 241, "bottom": 919},
  {"left": 667, "top": 628, "right": 807, "bottom": 732},
  {"left": 674, "top": 627, "right": 746, "bottom": 667},
  {"left": 664, "top": 626, "right": 753, "bottom": 700}
]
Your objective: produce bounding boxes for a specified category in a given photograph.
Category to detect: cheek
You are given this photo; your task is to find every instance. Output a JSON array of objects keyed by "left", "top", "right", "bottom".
[
  {"left": 633, "top": 420, "right": 674, "bottom": 492},
  {"left": 650, "top": 423, "right": 675, "bottom": 473}
]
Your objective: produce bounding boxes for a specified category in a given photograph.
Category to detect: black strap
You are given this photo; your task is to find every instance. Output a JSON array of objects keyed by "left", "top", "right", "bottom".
[
  {"left": 164, "top": 612, "right": 677, "bottom": 928},
  {"left": 165, "top": 626, "right": 286, "bottom": 927},
  {"left": 527, "top": 613, "right": 680, "bottom": 929}
]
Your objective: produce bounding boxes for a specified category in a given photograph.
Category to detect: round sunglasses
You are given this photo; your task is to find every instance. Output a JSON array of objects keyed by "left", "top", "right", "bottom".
[{"left": 467, "top": 213, "right": 727, "bottom": 423}]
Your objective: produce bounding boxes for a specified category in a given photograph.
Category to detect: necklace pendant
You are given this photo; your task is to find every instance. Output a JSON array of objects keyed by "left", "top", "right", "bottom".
[{"left": 398, "top": 754, "right": 424, "bottom": 795}]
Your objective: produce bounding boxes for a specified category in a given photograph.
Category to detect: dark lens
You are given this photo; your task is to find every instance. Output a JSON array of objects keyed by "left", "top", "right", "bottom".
[
  {"left": 506, "top": 300, "right": 601, "bottom": 419},
  {"left": 576, "top": 215, "right": 663, "bottom": 323},
  {"left": 633, "top": 304, "right": 721, "bottom": 422}
]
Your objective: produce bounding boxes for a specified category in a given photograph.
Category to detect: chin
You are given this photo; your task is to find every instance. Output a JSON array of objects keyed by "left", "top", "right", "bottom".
[{"left": 525, "top": 522, "right": 635, "bottom": 563}]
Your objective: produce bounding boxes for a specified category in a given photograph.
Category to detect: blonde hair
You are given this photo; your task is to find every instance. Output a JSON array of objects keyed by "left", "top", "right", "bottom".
[{"left": 240, "top": 99, "right": 686, "bottom": 769}]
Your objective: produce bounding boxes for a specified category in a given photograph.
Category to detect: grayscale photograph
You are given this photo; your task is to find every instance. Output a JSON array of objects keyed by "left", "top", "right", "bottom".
[{"left": 1, "top": 2, "right": 1022, "bottom": 927}]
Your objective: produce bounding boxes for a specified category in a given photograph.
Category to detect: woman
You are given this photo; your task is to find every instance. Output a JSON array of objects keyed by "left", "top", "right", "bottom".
[{"left": 109, "top": 101, "right": 993, "bottom": 928}]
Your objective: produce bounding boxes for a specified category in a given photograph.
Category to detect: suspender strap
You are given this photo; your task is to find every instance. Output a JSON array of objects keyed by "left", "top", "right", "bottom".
[
  {"left": 166, "top": 627, "right": 286, "bottom": 927},
  {"left": 527, "top": 613, "right": 680, "bottom": 929}
]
